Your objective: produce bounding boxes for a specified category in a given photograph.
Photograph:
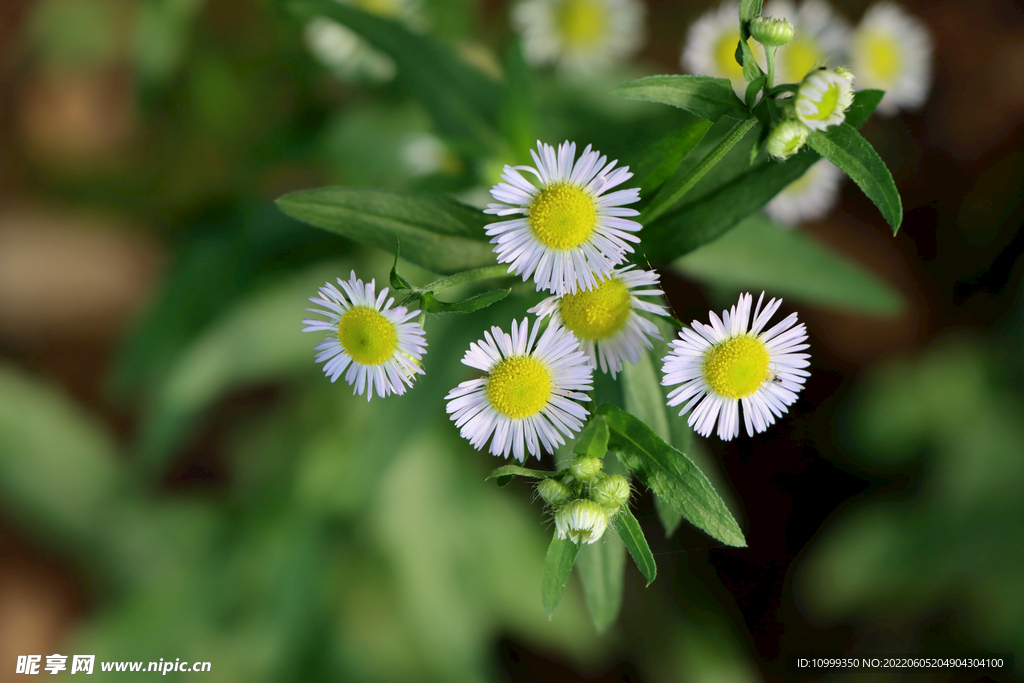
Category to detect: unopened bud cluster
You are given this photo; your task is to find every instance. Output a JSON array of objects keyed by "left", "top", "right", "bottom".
[
  {"left": 750, "top": 16, "right": 794, "bottom": 47},
  {"left": 767, "top": 66, "right": 856, "bottom": 160},
  {"left": 538, "top": 456, "right": 632, "bottom": 545}
]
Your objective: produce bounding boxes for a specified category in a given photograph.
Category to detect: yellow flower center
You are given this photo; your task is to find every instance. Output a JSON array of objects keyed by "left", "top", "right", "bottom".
[
  {"left": 702, "top": 336, "right": 771, "bottom": 399},
  {"left": 337, "top": 306, "right": 398, "bottom": 366},
  {"left": 778, "top": 37, "right": 822, "bottom": 83},
  {"left": 556, "top": 0, "right": 607, "bottom": 48},
  {"left": 356, "top": 0, "right": 403, "bottom": 17},
  {"left": 527, "top": 183, "right": 597, "bottom": 251},
  {"left": 486, "top": 356, "right": 552, "bottom": 419},
  {"left": 714, "top": 31, "right": 746, "bottom": 81},
  {"left": 803, "top": 81, "right": 840, "bottom": 120},
  {"left": 858, "top": 31, "right": 902, "bottom": 84},
  {"left": 558, "top": 276, "right": 631, "bottom": 340}
]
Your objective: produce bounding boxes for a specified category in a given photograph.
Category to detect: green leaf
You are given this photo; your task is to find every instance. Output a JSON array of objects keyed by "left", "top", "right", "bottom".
[
  {"left": 486, "top": 464, "right": 552, "bottom": 487},
  {"left": 542, "top": 535, "right": 581, "bottom": 617},
  {"left": 287, "top": 0, "right": 500, "bottom": 149},
  {"left": 739, "top": 0, "right": 763, "bottom": 21},
  {"left": 807, "top": 123, "right": 903, "bottom": 233},
  {"left": 633, "top": 121, "right": 713, "bottom": 201},
  {"left": 736, "top": 39, "right": 765, "bottom": 85},
  {"left": 0, "top": 364, "right": 121, "bottom": 544},
  {"left": 636, "top": 89, "right": 885, "bottom": 264},
  {"left": 575, "top": 534, "right": 625, "bottom": 632},
  {"left": 745, "top": 75, "right": 765, "bottom": 110},
  {"left": 390, "top": 249, "right": 413, "bottom": 290},
  {"left": 572, "top": 416, "right": 609, "bottom": 458},
  {"left": 598, "top": 405, "right": 746, "bottom": 547},
  {"left": 421, "top": 288, "right": 510, "bottom": 314},
  {"left": 616, "top": 508, "right": 657, "bottom": 585},
  {"left": 673, "top": 214, "right": 904, "bottom": 314},
  {"left": 613, "top": 75, "right": 750, "bottom": 122},
  {"left": 277, "top": 188, "right": 496, "bottom": 275}
]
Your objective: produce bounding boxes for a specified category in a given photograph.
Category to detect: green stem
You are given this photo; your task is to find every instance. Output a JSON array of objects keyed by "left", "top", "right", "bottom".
[
  {"left": 416, "top": 264, "right": 512, "bottom": 294},
  {"left": 642, "top": 117, "right": 758, "bottom": 225},
  {"left": 765, "top": 46, "right": 778, "bottom": 89}
]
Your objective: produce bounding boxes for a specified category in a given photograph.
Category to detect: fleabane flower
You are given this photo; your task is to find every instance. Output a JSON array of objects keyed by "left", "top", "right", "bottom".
[
  {"left": 445, "top": 318, "right": 593, "bottom": 462},
  {"left": 766, "top": 119, "right": 810, "bottom": 160},
  {"left": 794, "top": 67, "right": 855, "bottom": 131},
  {"left": 555, "top": 499, "right": 609, "bottom": 544},
  {"left": 304, "top": 0, "right": 421, "bottom": 82},
  {"left": 681, "top": 2, "right": 763, "bottom": 94},
  {"left": 302, "top": 272, "right": 427, "bottom": 400},
  {"left": 661, "top": 293, "right": 809, "bottom": 440},
  {"left": 765, "top": 159, "right": 844, "bottom": 225},
  {"left": 485, "top": 140, "right": 642, "bottom": 295},
  {"left": 763, "top": 0, "right": 850, "bottom": 84},
  {"left": 529, "top": 266, "right": 668, "bottom": 378},
  {"left": 513, "top": 0, "right": 645, "bottom": 75},
  {"left": 850, "top": 3, "right": 932, "bottom": 115}
]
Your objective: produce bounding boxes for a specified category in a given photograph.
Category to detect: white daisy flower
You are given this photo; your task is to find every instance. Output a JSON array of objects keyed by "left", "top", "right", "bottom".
[
  {"left": 661, "top": 293, "right": 810, "bottom": 440},
  {"left": 681, "top": 2, "right": 762, "bottom": 94},
  {"left": 794, "top": 67, "right": 855, "bottom": 131},
  {"left": 763, "top": 0, "right": 850, "bottom": 84},
  {"left": 765, "top": 159, "right": 844, "bottom": 225},
  {"left": 513, "top": 0, "right": 645, "bottom": 75},
  {"left": 555, "top": 499, "right": 609, "bottom": 544},
  {"left": 302, "top": 271, "right": 427, "bottom": 400},
  {"left": 529, "top": 266, "right": 669, "bottom": 378},
  {"left": 485, "top": 140, "right": 642, "bottom": 296},
  {"left": 304, "top": 0, "right": 421, "bottom": 83},
  {"left": 850, "top": 3, "right": 932, "bottom": 115},
  {"left": 445, "top": 318, "right": 593, "bottom": 463}
]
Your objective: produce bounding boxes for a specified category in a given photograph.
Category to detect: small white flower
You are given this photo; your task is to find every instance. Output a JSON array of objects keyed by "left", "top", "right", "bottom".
[
  {"left": 765, "top": 159, "right": 844, "bottom": 225},
  {"left": 555, "top": 499, "right": 609, "bottom": 544},
  {"left": 794, "top": 67, "right": 855, "bottom": 131},
  {"left": 304, "top": 0, "right": 421, "bottom": 83},
  {"left": 530, "top": 266, "right": 668, "bottom": 378},
  {"left": 485, "top": 140, "right": 642, "bottom": 296},
  {"left": 763, "top": 0, "right": 850, "bottom": 84},
  {"left": 445, "top": 318, "right": 593, "bottom": 462},
  {"left": 766, "top": 119, "right": 810, "bottom": 160},
  {"left": 662, "top": 293, "right": 809, "bottom": 440},
  {"left": 302, "top": 271, "right": 427, "bottom": 400},
  {"left": 850, "top": 3, "right": 932, "bottom": 115},
  {"left": 513, "top": 0, "right": 645, "bottom": 75},
  {"left": 681, "top": 2, "right": 761, "bottom": 94}
]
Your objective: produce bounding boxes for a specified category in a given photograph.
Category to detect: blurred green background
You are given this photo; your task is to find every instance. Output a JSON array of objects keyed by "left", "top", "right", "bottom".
[{"left": 1, "top": 0, "right": 1023, "bottom": 681}]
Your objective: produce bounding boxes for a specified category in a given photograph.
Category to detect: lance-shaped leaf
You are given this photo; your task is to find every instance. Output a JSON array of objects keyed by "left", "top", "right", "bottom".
[
  {"left": 616, "top": 508, "right": 657, "bottom": 585},
  {"left": 635, "top": 90, "right": 885, "bottom": 264},
  {"left": 739, "top": 0, "right": 764, "bottom": 21},
  {"left": 807, "top": 123, "right": 903, "bottom": 233},
  {"left": 598, "top": 405, "right": 746, "bottom": 547},
  {"left": 542, "top": 535, "right": 581, "bottom": 617},
  {"left": 572, "top": 416, "right": 609, "bottom": 458},
  {"left": 486, "top": 464, "right": 552, "bottom": 487},
  {"left": 287, "top": 0, "right": 500, "bottom": 149},
  {"left": 277, "top": 188, "right": 496, "bottom": 274},
  {"left": 576, "top": 533, "right": 625, "bottom": 632},
  {"left": 614, "top": 75, "right": 750, "bottom": 122},
  {"left": 422, "top": 288, "right": 510, "bottom": 314},
  {"left": 632, "top": 121, "right": 713, "bottom": 202}
]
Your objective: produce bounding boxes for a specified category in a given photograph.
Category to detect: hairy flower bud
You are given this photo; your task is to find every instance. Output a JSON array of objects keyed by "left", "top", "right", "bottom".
[
  {"left": 591, "top": 474, "right": 630, "bottom": 510},
  {"left": 537, "top": 478, "right": 572, "bottom": 506},
  {"left": 570, "top": 456, "right": 604, "bottom": 483},
  {"left": 749, "top": 15, "right": 795, "bottom": 47},
  {"left": 834, "top": 66, "right": 855, "bottom": 85},
  {"left": 555, "top": 499, "right": 609, "bottom": 544},
  {"left": 766, "top": 119, "right": 810, "bottom": 160},
  {"left": 795, "top": 68, "right": 855, "bottom": 131}
]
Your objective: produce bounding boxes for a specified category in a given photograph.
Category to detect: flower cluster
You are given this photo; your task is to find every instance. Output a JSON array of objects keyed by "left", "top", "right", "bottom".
[
  {"left": 536, "top": 456, "right": 632, "bottom": 544},
  {"left": 302, "top": 140, "right": 812, "bottom": 459}
]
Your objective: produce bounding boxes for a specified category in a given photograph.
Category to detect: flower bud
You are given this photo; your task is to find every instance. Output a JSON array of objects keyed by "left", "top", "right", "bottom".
[
  {"left": 834, "top": 66, "right": 855, "bottom": 85},
  {"left": 591, "top": 474, "right": 630, "bottom": 510},
  {"left": 554, "top": 499, "right": 609, "bottom": 545},
  {"left": 570, "top": 456, "right": 604, "bottom": 483},
  {"left": 766, "top": 120, "right": 810, "bottom": 160},
  {"left": 749, "top": 16, "right": 794, "bottom": 47},
  {"left": 537, "top": 478, "right": 572, "bottom": 506},
  {"left": 795, "top": 68, "right": 855, "bottom": 131}
]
